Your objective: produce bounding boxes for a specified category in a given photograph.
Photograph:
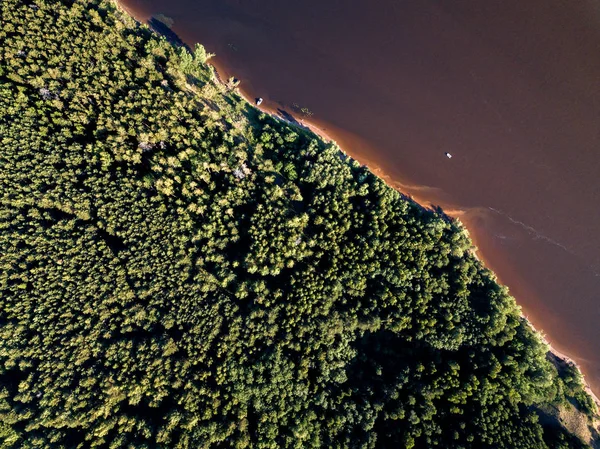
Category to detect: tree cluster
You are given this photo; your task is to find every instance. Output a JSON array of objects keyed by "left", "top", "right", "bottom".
[{"left": 0, "top": 1, "right": 595, "bottom": 448}]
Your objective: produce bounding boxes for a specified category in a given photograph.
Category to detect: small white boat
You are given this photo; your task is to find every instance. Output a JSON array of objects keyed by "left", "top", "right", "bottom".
[
  {"left": 445, "top": 152, "right": 452, "bottom": 159},
  {"left": 256, "top": 97, "right": 263, "bottom": 106}
]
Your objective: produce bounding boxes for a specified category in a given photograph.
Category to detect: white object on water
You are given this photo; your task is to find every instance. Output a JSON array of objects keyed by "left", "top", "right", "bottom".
[
  {"left": 445, "top": 152, "right": 453, "bottom": 159},
  {"left": 256, "top": 97, "right": 263, "bottom": 106}
]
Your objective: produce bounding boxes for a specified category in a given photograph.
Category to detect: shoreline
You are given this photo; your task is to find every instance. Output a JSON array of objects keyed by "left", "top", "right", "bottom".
[
  {"left": 231, "top": 80, "right": 600, "bottom": 412},
  {"left": 530, "top": 322, "right": 600, "bottom": 410},
  {"left": 115, "top": 0, "right": 600, "bottom": 412}
]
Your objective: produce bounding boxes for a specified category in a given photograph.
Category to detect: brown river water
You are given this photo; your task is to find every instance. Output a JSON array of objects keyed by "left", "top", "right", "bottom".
[{"left": 120, "top": 0, "right": 600, "bottom": 396}]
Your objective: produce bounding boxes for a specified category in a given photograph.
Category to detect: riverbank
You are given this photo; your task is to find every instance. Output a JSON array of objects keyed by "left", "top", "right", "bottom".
[
  {"left": 541, "top": 331, "right": 600, "bottom": 410},
  {"left": 116, "top": 0, "right": 600, "bottom": 417},
  {"left": 4, "top": 0, "right": 598, "bottom": 446},
  {"left": 211, "top": 62, "right": 600, "bottom": 416},
  {"left": 227, "top": 73, "right": 600, "bottom": 416}
]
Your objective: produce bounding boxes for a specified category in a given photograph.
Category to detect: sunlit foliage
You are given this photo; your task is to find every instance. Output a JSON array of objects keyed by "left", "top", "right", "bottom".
[{"left": 0, "top": 1, "right": 595, "bottom": 448}]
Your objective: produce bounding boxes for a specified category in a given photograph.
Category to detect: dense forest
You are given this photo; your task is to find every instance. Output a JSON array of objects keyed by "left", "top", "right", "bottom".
[{"left": 0, "top": 0, "right": 597, "bottom": 447}]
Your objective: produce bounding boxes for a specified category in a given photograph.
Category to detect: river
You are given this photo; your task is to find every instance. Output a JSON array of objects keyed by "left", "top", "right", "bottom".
[{"left": 120, "top": 0, "right": 600, "bottom": 396}]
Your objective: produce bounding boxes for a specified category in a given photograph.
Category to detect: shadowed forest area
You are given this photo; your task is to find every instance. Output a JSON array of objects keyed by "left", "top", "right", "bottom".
[{"left": 0, "top": 0, "right": 598, "bottom": 447}]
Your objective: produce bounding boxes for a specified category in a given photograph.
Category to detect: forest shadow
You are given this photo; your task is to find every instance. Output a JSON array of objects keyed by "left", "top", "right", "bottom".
[
  {"left": 430, "top": 204, "right": 455, "bottom": 224},
  {"left": 147, "top": 17, "right": 189, "bottom": 50},
  {"left": 276, "top": 108, "right": 301, "bottom": 126}
]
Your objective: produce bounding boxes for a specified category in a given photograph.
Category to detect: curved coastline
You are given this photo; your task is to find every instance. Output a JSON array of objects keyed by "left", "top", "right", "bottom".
[{"left": 116, "top": 0, "right": 600, "bottom": 411}]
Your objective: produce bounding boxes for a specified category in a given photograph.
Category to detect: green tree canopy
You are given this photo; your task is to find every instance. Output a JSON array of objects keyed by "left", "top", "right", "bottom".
[{"left": 0, "top": 0, "right": 595, "bottom": 448}]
